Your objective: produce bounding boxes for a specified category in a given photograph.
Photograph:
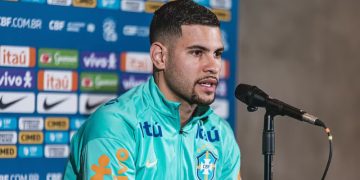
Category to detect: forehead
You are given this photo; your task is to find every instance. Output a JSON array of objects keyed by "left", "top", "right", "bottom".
[{"left": 175, "top": 25, "right": 223, "bottom": 49}]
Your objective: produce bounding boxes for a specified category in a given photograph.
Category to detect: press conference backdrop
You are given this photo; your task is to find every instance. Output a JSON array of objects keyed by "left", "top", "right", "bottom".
[{"left": 0, "top": 0, "right": 238, "bottom": 178}]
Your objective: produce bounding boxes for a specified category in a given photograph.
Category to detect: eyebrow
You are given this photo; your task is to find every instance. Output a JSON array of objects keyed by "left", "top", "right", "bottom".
[{"left": 186, "top": 45, "right": 224, "bottom": 52}]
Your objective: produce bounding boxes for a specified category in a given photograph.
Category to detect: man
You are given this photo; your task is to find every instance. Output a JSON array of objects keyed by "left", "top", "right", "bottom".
[{"left": 64, "top": 1, "right": 241, "bottom": 179}]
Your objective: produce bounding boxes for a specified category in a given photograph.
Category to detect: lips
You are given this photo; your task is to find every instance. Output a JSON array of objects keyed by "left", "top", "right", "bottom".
[{"left": 197, "top": 77, "right": 218, "bottom": 93}]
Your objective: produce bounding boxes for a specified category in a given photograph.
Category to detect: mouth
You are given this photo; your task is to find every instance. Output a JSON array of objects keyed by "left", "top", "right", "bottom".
[{"left": 197, "top": 77, "right": 218, "bottom": 93}]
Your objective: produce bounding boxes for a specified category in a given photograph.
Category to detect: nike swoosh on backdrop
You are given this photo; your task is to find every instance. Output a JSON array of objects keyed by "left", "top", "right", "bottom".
[
  {"left": 0, "top": 96, "right": 27, "bottom": 110},
  {"left": 43, "top": 98, "right": 68, "bottom": 110},
  {"left": 85, "top": 100, "right": 106, "bottom": 111}
]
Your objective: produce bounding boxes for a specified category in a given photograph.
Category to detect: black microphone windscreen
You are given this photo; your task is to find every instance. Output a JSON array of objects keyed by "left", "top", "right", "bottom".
[
  {"left": 235, "top": 84, "right": 253, "bottom": 103},
  {"left": 235, "top": 84, "right": 269, "bottom": 107}
]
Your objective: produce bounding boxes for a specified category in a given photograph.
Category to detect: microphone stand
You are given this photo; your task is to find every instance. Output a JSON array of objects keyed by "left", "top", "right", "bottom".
[
  {"left": 247, "top": 106, "right": 275, "bottom": 180},
  {"left": 263, "top": 111, "right": 275, "bottom": 180}
]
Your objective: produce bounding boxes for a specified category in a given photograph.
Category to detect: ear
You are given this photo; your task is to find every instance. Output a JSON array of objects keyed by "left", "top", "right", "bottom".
[{"left": 150, "top": 42, "right": 167, "bottom": 70}]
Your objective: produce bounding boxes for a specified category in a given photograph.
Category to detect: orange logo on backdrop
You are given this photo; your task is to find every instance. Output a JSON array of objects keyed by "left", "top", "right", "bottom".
[
  {"left": 37, "top": 70, "right": 78, "bottom": 91},
  {"left": 0, "top": 146, "right": 17, "bottom": 158},
  {"left": 19, "top": 131, "right": 44, "bottom": 144},
  {"left": 220, "top": 60, "right": 230, "bottom": 79},
  {"left": 45, "top": 117, "right": 69, "bottom": 130},
  {"left": 0, "top": 46, "right": 36, "bottom": 67}
]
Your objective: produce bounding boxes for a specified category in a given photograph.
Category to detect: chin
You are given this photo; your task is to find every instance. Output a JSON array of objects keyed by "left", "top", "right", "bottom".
[{"left": 191, "top": 94, "right": 215, "bottom": 105}]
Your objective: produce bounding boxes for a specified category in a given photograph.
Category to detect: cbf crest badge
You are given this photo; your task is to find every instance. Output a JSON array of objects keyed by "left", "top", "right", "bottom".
[{"left": 196, "top": 151, "right": 217, "bottom": 180}]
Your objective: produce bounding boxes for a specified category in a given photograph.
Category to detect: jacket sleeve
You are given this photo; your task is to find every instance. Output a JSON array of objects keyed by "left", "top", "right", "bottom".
[{"left": 79, "top": 108, "right": 137, "bottom": 180}]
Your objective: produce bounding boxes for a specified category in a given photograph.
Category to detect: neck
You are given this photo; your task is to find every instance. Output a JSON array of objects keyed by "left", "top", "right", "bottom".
[
  {"left": 154, "top": 72, "right": 198, "bottom": 127},
  {"left": 179, "top": 102, "right": 197, "bottom": 127}
]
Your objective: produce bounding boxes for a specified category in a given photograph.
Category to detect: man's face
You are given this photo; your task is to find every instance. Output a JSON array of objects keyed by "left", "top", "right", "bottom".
[{"left": 163, "top": 25, "right": 224, "bottom": 105}]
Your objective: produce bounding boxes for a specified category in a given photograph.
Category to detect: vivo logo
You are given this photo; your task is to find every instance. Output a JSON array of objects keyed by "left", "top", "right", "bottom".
[
  {"left": 81, "top": 51, "right": 118, "bottom": 70},
  {"left": 0, "top": 45, "right": 36, "bottom": 67},
  {"left": 0, "top": 69, "right": 34, "bottom": 90},
  {"left": 121, "top": 74, "right": 149, "bottom": 91}
]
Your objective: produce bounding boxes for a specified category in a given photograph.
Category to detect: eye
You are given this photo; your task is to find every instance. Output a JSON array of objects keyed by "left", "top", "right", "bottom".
[
  {"left": 191, "top": 50, "right": 203, "bottom": 57},
  {"left": 214, "top": 51, "right": 223, "bottom": 59}
]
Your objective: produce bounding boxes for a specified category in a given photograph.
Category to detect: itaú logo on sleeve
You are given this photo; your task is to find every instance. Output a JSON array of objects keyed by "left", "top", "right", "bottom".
[
  {"left": 120, "top": 52, "right": 152, "bottom": 73},
  {"left": 0, "top": 68, "right": 34, "bottom": 90},
  {"left": 38, "top": 70, "right": 78, "bottom": 92},
  {"left": 0, "top": 45, "right": 36, "bottom": 67}
]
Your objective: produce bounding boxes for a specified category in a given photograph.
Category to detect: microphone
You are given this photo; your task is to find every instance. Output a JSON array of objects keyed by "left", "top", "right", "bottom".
[{"left": 235, "top": 84, "right": 325, "bottom": 127}]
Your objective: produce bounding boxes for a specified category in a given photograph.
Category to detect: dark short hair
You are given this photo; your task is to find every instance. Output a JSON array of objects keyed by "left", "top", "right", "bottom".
[{"left": 149, "top": 0, "right": 220, "bottom": 45}]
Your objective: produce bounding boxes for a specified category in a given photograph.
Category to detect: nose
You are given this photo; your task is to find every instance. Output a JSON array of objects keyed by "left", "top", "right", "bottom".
[{"left": 203, "top": 54, "right": 221, "bottom": 75}]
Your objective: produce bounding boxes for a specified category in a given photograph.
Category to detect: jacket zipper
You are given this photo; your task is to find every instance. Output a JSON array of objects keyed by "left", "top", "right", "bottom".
[{"left": 178, "top": 129, "right": 183, "bottom": 180}]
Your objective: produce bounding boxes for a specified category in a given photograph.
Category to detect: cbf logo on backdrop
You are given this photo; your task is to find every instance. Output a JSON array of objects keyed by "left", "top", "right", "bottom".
[
  {"left": 103, "top": 18, "right": 118, "bottom": 42},
  {"left": 196, "top": 151, "right": 217, "bottom": 180}
]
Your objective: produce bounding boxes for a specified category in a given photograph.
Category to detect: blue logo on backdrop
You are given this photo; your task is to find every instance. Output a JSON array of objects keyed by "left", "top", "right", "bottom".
[
  {"left": 21, "top": 0, "right": 46, "bottom": 3},
  {"left": 97, "top": 0, "right": 120, "bottom": 9},
  {"left": 0, "top": 117, "right": 17, "bottom": 130},
  {"left": 70, "top": 117, "right": 86, "bottom": 130},
  {"left": 19, "top": 145, "right": 43, "bottom": 158},
  {"left": 0, "top": 68, "right": 34, "bottom": 90},
  {"left": 196, "top": 151, "right": 217, "bottom": 180},
  {"left": 80, "top": 51, "right": 118, "bottom": 70},
  {"left": 45, "top": 131, "right": 69, "bottom": 144},
  {"left": 121, "top": 73, "right": 150, "bottom": 91}
]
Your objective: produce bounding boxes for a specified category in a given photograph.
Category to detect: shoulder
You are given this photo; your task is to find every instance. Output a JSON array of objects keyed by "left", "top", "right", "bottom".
[
  {"left": 207, "top": 112, "right": 234, "bottom": 135},
  {"left": 78, "top": 83, "right": 149, "bottom": 142}
]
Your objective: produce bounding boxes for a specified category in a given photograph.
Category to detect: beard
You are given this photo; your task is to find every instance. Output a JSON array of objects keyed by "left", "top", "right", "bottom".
[
  {"left": 190, "top": 92, "right": 216, "bottom": 106},
  {"left": 164, "top": 70, "right": 217, "bottom": 106}
]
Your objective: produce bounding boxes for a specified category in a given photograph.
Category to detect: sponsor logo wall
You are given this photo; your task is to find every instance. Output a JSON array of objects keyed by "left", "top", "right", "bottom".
[{"left": 0, "top": 0, "right": 238, "bottom": 179}]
